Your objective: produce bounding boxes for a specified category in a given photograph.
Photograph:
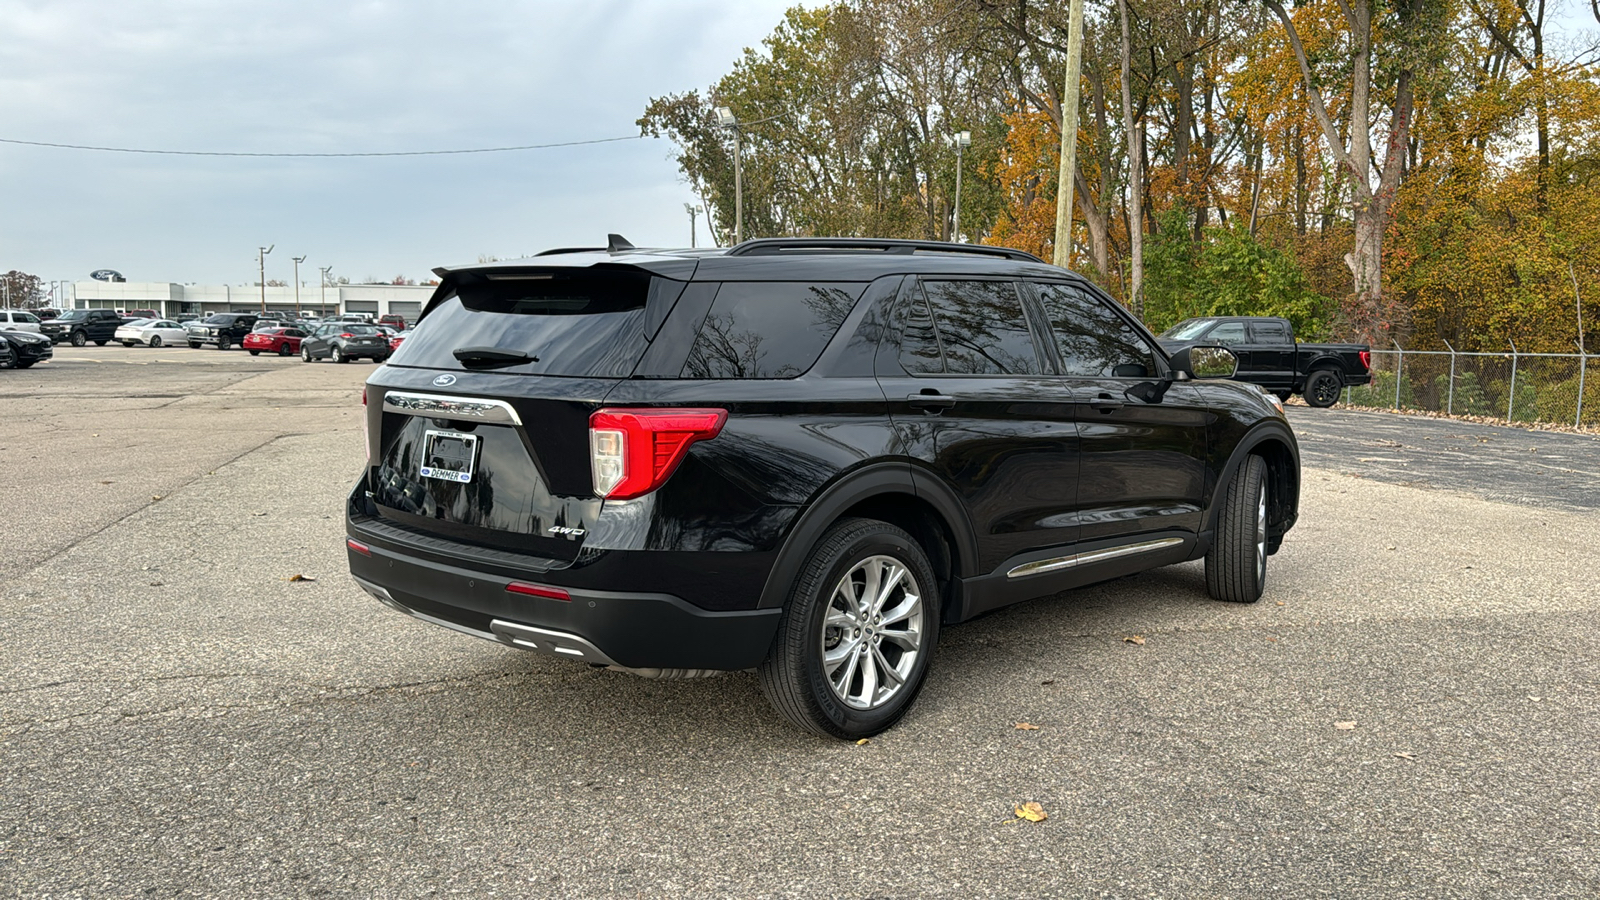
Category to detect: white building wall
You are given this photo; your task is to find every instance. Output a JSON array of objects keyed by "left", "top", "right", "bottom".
[{"left": 71, "top": 281, "right": 434, "bottom": 319}]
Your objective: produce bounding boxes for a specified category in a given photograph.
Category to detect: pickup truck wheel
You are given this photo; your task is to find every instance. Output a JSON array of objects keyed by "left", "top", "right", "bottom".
[
  {"left": 188, "top": 342, "right": 201, "bottom": 349},
  {"left": 149, "top": 336, "right": 162, "bottom": 348},
  {"left": 758, "top": 518, "right": 940, "bottom": 740},
  {"left": 70, "top": 332, "right": 87, "bottom": 347},
  {"left": 1206, "top": 454, "right": 1268, "bottom": 603},
  {"left": 1304, "top": 369, "right": 1342, "bottom": 408}
]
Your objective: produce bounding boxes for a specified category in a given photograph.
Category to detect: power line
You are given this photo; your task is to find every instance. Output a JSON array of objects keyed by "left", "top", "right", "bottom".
[{"left": 0, "top": 134, "right": 644, "bottom": 158}]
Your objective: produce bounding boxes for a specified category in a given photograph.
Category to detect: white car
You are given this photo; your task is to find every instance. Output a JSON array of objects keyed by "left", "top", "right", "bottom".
[
  {"left": 0, "top": 310, "right": 43, "bottom": 333},
  {"left": 115, "top": 319, "right": 189, "bottom": 348}
]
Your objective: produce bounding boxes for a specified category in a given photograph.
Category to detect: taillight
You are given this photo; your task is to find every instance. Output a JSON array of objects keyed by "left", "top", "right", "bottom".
[
  {"left": 347, "top": 538, "right": 371, "bottom": 557},
  {"left": 339, "top": 332, "right": 354, "bottom": 339},
  {"left": 588, "top": 408, "right": 727, "bottom": 500},
  {"left": 506, "top": 582, "right": 571, "bottom": 601},
  {"left": 1358, "top": 350, "right": 1371, "bottom": 371}
]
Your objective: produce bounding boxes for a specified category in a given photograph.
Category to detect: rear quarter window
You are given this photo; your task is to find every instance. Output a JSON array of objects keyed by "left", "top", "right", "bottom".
[{"left": 681, "top": 282, "right": 864, "bottom": 379}]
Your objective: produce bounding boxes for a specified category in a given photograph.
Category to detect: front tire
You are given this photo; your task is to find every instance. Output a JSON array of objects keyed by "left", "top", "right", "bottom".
[
  {"left": 1303, "top": 369, "right": 1342, "bottom": 408},
  {"left": 1206, "top": 454, "right": 1269, "bottom": 603},
  {"left": 189, "top": 342, "right": 201, "bottom": 349},
  {"left": 759, "top": 518, "right": 940, "bottom": 740},
  {"left": 302, "top": 346, "right": 313, "bottom": 362}
]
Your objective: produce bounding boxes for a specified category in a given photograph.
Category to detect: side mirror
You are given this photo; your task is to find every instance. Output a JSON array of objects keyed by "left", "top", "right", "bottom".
[{"left": 1170, "top": 344, "right": 1237, "bottom": 379}]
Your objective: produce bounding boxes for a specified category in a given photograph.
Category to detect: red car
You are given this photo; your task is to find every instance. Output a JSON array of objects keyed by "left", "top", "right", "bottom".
[
  {"left": 388, "top": 329, "right": 411, "bottom": 352},
  {"left": 243, "top": 327, "right": 307, "bottom": 356},
  {"left": 379, "top": 314, "right": 407, "bottom": 330}
]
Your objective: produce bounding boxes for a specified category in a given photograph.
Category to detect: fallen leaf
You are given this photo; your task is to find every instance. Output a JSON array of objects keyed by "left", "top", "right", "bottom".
[
  {"left": 855, "top": 738, "right": 870, "bottom": 746},
  {"left": 99, "top": 480, "right": 113, "bottom": 485},
  {"left": 1014, "top": 722, "right": 1040, "bottom": 731},
  {"left": 151, "top": 495, "right": 163, "bottom": 501},
  {"left": 1123, "top": 635, "right": 1146, "bottom": 645},
  {"left": 1040, "top": 680, "right": 1056, "bottom": 686},
  {"left": 287, "top": 574, "right": 317, "bottom": 583},
  {"left": 1528, "top": 696, "right": 1542, "bottom": 702},
  {"left": 252, "top": 511, "right": 267, "bottom": 517},
  {"left": 148, "top": 581, "right": 164, "bottom": 587},
  {"left": 1394, "top": 752, "right": 1414, "bottom": 760},
  {"left": 1334, "top": 721, "right": 1357, "bottom": 730},
  {"left": 1014, "top": 802, "right": 1047, "bottom": 823}
]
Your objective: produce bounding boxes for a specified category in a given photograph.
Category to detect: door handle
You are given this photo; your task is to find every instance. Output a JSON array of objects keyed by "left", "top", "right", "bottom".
[
  {"left": 907, "top": 392, "right": 956, "bottom": 412},
  {"left": 1089, "top": 393, "right": 1124, "bottom": 412}
]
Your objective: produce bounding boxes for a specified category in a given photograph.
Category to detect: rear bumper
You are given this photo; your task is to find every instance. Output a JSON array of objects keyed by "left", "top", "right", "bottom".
[{"left": 345, "top": 523, "right": 782, "bottom": 671}]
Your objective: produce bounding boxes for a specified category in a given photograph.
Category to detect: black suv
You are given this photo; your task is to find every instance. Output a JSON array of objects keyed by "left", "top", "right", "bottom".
[
  {"left": 346, "top": 237, "right": 1301, "bottom": 739},
  {"left": 41, "top": 309, "right": 124, "bottom": 346},
  {"left": 187, "top": 313, "right": 259, "bottom": 350}
]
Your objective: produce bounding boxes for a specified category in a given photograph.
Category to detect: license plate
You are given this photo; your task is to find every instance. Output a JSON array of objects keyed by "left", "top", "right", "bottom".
[{"left": 420, "top": 430, "right": 479, "bottom": 483}]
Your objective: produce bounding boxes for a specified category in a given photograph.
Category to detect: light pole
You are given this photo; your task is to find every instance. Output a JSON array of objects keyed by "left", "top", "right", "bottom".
[
  {"left": 685, "top": 203, "right": 702, "bottom": 248},
  {"left": 319, "top": 266, "right": 332, "bottom": 318},
  {"left": 715, "top": 107, "right": 742, "bottom": 244},
  {"left": 292, "top": 255, "right": 306, "bottom": 316},
  {"left": 257, "top": 244, "right": 274, "bottom": 312},
  {"left": 949, "top": 130, "right": 971, "bottom": 242}
]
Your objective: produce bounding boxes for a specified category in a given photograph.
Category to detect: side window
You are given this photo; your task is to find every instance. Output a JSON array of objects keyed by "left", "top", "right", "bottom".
[
  {"left": 1208, "top": 322, "right": 1247, "bottom": 344},
  {"left": 1250, "top": 321, "right": 1290, "bottom": 343},
  {"left": 1033, "top": 282, "right": 1156, "bottom": 378},
  {"left": 897, "top": 288, "right": 945, "bottom": 374},
  {"left": 681, "top": 282, "right": 864, "bottom": 379},
  {"left": 919, "top": 280, "right": 1041, "bottom": 376}
]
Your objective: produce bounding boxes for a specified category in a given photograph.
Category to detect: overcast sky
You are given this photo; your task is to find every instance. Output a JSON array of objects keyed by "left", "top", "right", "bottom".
[{"left": 0, "top": 0, "right": 798, "bottom": 289}]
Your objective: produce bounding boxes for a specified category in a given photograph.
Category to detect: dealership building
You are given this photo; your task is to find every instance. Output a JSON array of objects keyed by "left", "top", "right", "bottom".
[{"left": 66, "top": 280, "right": 434, "bottom": 321}]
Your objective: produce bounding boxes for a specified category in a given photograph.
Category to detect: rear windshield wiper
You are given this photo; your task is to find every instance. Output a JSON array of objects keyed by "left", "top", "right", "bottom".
[{"left": 452, "top": 346, "right": 537, "bottom": 369}]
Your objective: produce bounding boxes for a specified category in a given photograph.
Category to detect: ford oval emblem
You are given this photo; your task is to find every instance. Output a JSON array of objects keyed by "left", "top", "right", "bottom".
[{"left": 432, "top": 374, "right": 457, "bottom": 387}]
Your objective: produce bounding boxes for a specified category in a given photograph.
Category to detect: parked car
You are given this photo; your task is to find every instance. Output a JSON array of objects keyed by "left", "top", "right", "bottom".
[
  {"left": 387, "top": 329, "right": 411, "bottom": 352},
  {"left": 0, "top": 328, "right": 54, "bottom": 368},
  {"left": 301, "top": 322, "right": 390, "bottom": 363},
  {"left": 115, "top": 319, "right": 189, "bottom": 348},
  {"left": 346, "top": 236, "right": 1302, "bottom": 739},
  {"left": 336, "top": 313, "right": 374, "bottom": 324},
  {"left": 176, "top": 313, "right": 201, "bottom": 323},
  {"left": 1157, "top": 316, "right": 1372, "bottom": 408},
  {"left": 378, "top": 313, "right": 407, "bottom": 330},
  {"left": 186, "top": 313, "right": 259, "bottom": 350},
  {"left": 121, "top": 309, "right": 160, "bottom": 320},
  {"left": 0, "top": 310, "right": 43, "bottom": 333},
  {"left": 40, "top": 309, "right": 125, "bottom": 346},
  {"left": 243, "top": 327, "right": 307, "bottom": 356},
  {"left": 30, "top": 308, "right": 61, "bottom": 322}
]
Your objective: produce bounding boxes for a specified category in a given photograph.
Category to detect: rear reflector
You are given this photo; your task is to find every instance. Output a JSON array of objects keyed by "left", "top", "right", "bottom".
[
  {"left": 506, "top": 582, "right": 571, "bottom": 601},
  {"left": 347, "top": 539, "right": 371, "bottom": 557}
]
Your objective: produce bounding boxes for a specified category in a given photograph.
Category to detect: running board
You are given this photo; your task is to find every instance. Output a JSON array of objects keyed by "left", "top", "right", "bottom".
[{"left": 1006, "top": 536, "right": 1186, "bottom": 579}]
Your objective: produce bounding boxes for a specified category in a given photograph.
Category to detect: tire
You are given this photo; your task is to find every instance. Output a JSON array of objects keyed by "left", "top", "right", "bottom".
[
  {"left": 249, "top": 349, "right": 260, "bottom": 356},
  {"left": 94, "top": 340, "right": 107, "bottom": 346},
  {"left": 758, "top": 518, "right": 941, "bottom": 740},
  {"left": 70, "top": 331, "right": 87, "bottom": 347},
  {"left": 302, "top": 346, "right": 314, "bottom": 363},
  {"left": 15, "top": 360, "right": 35, "bottom": 369},
  {"left": 1206, "top": 454, "right": 1269, "bottom": 604},
  {"left": 189, "top": 342, "right": 201, "bottom": 349},
  {"left": 122, "top": 342, "right": 136, "bottom": 348},
  {"left": 278, "top": 343, "right": 292, "bottom": 356},
  {"left": 149, "top": 335, "right": 162, "bottom": 348},
  {"left": 1303, "top": 369, "right": 1342, "bottom": 408},
  {"left": 332, "top": 346, "right": 346, "bottom": 363},
  {"left": 1274, "top": 390, "right": 1291, "bottom": 402},
  {"left": 217, "top": 338, "right": 231, "bottom": 351}
]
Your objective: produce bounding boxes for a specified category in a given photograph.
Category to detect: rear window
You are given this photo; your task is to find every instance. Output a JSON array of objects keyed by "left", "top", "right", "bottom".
[
  {"left": 681, "top": 282, "right": 864, "bottom": 379},
  {"left": 390, "top": 268, "right": 663, "bottom": 378}
]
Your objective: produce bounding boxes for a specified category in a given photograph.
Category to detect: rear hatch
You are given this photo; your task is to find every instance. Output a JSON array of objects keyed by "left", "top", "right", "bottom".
[{"left": 361, "top": 261, "right": 691, "bottom": 564}]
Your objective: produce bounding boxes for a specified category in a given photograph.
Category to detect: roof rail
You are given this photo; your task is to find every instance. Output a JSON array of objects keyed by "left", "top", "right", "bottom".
[{"left": 725, "top": 237, "right": 1046, "bottom": 263}]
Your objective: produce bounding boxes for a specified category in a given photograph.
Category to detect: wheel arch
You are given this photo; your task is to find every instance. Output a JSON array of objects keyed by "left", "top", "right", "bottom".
[
  {"left": 1203, "top": 421, "right": 1300, "bottom": 553},
  {"left": 756, "top": 462, "right": 978, "bottom": 621}
]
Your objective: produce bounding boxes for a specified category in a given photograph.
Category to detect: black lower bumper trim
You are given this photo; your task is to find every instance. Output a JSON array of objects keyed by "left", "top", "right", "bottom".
[{"left": 348, "top": 540, "right": 781, "bottom": 671}]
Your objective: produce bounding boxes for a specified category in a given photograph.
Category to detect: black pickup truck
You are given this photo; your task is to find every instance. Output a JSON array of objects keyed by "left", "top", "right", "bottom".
[
  {"left": 39, "top": 309, "right": 128, "bottom": 346},
  {"left": 1157, "top": 316, "right": 1371, "bottom": 408}
]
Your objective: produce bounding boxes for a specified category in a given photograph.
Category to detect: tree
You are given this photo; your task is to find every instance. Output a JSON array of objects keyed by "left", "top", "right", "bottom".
[{"left": 1, "top": 270, "right": 45, "bottom": 308}]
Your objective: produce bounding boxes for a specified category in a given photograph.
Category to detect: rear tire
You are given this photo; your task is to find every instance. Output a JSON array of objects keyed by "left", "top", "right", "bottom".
[
  {"left": 94, "top": 340, "right": 107, "bottom": 346},
  {"left": 1206, "top": 454, "right": 1269, "bottom": 603},
  {"left": 70, "top": 332, "right": 87, "bottom": 347},
  {"left": 332, "top": 346, "right": 346, "bottom": 363},
  {"left": 217, "top": 338, "right": 231, "bottom": 351},
  {"left": 189, "top": 342, "right": 201, "bottom": 349},
  {"left": 302, "top": 346, "right": 313, "bottom": 363},
  {"left": 122, "top": 342, "right": 136, "bottom": 348},
  {"left": 149, "top": 335, "right": 162, "bottom": 348},
  {"left": 1303, "top": 369, "right": 1342, "bottom": 408},
  {"left": 759, "top": 518, "right": 940, "bottom": 740},
  {"left": 278, "top": 343, "right": 292, "bottom": 356}
]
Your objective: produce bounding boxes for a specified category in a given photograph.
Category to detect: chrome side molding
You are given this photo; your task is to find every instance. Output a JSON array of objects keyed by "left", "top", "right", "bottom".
[
  {"left": 1006, "top": 536, "right": 1186, "bottom": 580},
  {"left": 383, "top": 391, "right": 522, "bottom": 425}
]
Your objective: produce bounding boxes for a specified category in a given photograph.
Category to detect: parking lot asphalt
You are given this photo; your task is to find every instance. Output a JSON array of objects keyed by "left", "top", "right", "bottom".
[{"left": 4, "top": 348, "right": 1598, "bottom": 898}]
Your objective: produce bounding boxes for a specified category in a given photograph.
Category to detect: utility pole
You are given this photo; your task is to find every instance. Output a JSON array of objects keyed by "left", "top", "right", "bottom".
[
  {"left": 950, "top": 131, "right": 971, "bottom": 242},
  {"left": 292, "top": 256, "right": 306, "bottom": 316},
  {"left": 1053, "top": 0, "right": 1086, "bottom": 268},
  {"left": 319, "top": 266, "right": 332, "bottom": 318},
  {"left": 257, "top": 244, "right": 274, "bottom": 313},
  {"left": 715, "top": 107, "right": 743, "bottom": 244},
  {"left": 685, "top": 203, "right": 700, "bottom": 248}
]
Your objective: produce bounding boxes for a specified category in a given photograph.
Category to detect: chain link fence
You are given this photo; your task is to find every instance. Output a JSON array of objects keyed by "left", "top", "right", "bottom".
[{"left": 1343, "top": 347, "right": 1600, "bottom": 428}]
